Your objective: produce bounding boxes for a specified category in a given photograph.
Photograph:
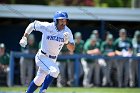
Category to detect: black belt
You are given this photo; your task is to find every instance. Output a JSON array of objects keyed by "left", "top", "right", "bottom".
[{"left": 41, "top": 50, "right": 56, "bottom": 59}]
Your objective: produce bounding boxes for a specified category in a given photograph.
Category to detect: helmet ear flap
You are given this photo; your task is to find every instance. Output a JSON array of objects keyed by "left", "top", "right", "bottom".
[{"left": 56, "top": 19, "right": 58, "bottom": 25}]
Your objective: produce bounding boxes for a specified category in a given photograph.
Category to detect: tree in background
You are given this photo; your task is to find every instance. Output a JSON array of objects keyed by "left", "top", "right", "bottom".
[
  {"left": 4, "top": 0, "right": 139, "bottom": 8},
  {"left": 132, "top": 0, "right": 140, "bottom": 8},
  {"left": 97, "top": 0, "right": 131, "bottom": 7}
]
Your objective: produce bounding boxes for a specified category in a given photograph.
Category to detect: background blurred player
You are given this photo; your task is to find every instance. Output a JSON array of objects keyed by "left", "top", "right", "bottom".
[
  {"left": 114, "top": 28, "right": 133, "bottom": 87},
  {"left": 82, "top": 35, "right": 101, "bottom": 87},
  {"left": 20, "top": 34, "right": 38, "bottom": 86},
  {"left": 0, "top": 43, "right": 10, "bottom": 86}
]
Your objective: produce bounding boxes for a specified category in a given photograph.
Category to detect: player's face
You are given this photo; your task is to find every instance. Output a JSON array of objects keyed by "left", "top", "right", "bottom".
[
  {"left": 0, "top": 48, "right": 5, "bottom": 56},
  {"left": 119, "top": 32, "right": 126, "bottom": 40},
  {"left": 57, "top": 19, "right": 67, "bottom": 30},
  {"left": 107, "top": 39, "right": 113, "bottom": 45},
  {"left": 75, "top": 36, "right": 81, "bottom": 43},
  {"left": 90, "top": 39, "right": 96, "bottom": 46}
]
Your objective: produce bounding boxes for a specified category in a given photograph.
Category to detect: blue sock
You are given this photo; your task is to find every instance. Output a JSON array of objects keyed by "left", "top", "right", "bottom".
[
  {"left": 26, "top": 80, "right": 38, "bottom": 93},
  {"left": 39, "top": 75, "right": 54, "bottom": 93}
]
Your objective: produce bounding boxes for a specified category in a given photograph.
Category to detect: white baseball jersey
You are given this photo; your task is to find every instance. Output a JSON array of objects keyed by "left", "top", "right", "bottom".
[
  {"left": 33, "top": 20, "right": 74, "bottom": 58},
  {"left": 33, "top": 20, "right": 74, "bottom": 77}
]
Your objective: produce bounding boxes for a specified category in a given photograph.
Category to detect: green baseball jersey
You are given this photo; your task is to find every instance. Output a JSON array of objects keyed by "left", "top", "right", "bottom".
[
  {"left": 84, "top": 42, "right": 100, "bottom": 52},
  {"left": 84, "top": 38, "right": 101, "bottom": 51},
  {"left": 114, "top": 38, "right": 132, "bottom": 51},
  {"left": 85, "top": 43, "right": 100, "bottom": 62},
  {"left": 74, "top": 40, "right": 84, "bottom": 54},
  {"left": 0, "top": 53, "right": 9, "bottom": 65},
  {"left": 61, "top": 45, "right": 69, "bottom": 54},
  {"left": 100, "top": 41, "right": 115, "bottom": 56},
  {"left": 133, "top": 43, "right": 140, "bottom": 55},
  {"left": 58, "top": 45, "right": 69, "bottom": 62}
]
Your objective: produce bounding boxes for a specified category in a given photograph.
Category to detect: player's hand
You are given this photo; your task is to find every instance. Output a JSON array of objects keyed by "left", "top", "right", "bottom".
[
  {"left": 63, "top": 32, "right": 70, "bottom": 44},
  {"left": 107, "top": 52, "right": 115, "bottom": 57},
  {"left": 19, "top": 36, "right": 27, "bottom": 47}
]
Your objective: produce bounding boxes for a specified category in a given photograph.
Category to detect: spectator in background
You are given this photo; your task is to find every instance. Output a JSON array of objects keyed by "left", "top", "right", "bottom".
[
  {"left": 130, "top": 32, "right": 140, "bottom": 87},
  {"left": 57, "top": 45, "right": 69, "bottom": 87},
  {"left": 82, "top": 35, "right": 101, "bottom": 87},
  {"left": 60, "top": 32, "right": 85, "bottom": 87},
  {"left": 92, "top": 30, "right": 108, "bottom": 86},
  {"left": 57, "top": 32, "right": 80, "bottom": 87},
  {"left": 0, "top": 43, "right": 10, "bottom": 86},
  {"left": 57, "top": 33, "right": 84, "bottom": 88},
  {"left": 132, "top": 30, "right": 140, "bottom": 49},
  {"left": 74, "top": 32, "right": 84, "bottom": 85},
  {"left": 67, "top": 51, "right": 75, "bottom": 87},
  {"left": 20, "top": 34, "right": 38, "bottom": 86},
  {"left": 100, "top": 34, "right": 116, "bottom": 86},
  {"left": 84, "top": 30, "right": 101, "bottom": 50},
  {"left": 114, "top": 28, "right": 133, "bottom": 87},
  {"left": 92, "top": 30, "right": 102, "bottom": 45}
]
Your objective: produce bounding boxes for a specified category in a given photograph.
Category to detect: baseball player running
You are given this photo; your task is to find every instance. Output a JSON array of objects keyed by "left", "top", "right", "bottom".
[{"left": 19, "top": 11, "right": 75, "bottom": 93}]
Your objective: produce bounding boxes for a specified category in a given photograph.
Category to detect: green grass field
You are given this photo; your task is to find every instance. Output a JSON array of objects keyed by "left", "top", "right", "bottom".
[{"left": 0, "top": 87, "right": 140, "bottom": 93}]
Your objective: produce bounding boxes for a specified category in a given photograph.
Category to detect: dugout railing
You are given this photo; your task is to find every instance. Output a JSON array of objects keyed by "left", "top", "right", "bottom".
[{"left": 9, "top": 51, "right": 140, "bottom": 87}]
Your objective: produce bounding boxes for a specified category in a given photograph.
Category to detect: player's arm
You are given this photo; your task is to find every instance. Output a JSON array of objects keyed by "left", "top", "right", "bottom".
[
  {"left": 19, "top": 23, "right": 34, "bottom": 47},
  {"left": 66, "top": 43, "right": 75, "bottom": 52},
  {"left": 23, "top": 22, "right": 34, "bottom": 38}
]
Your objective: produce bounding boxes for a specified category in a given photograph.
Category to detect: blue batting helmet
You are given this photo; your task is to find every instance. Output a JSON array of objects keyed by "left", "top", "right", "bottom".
[
  {"left": 62, "top": 12, "right": 68, "bottom": 19},
  {"left": 53, "top": 11, "right": 69, "bottom": 24}
]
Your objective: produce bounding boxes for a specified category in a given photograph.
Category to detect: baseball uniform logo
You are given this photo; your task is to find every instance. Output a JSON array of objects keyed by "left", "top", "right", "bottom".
[{"left": 47, "top": 35, "right": 64, "bottom": 42}]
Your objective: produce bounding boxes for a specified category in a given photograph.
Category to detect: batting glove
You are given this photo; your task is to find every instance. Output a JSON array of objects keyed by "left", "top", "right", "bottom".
[
  {"left": 19, "top": 36, "right": 27, "bottom": 47},
  {"left": 63, "top": 32, "right": 70, "bottom": 44}
]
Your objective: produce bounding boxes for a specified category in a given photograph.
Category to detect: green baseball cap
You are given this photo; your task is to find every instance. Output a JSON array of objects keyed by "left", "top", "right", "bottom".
[
  {"left": 107, "top": 34, "right": 113, "bottom": 39},
  {"left": 74, "top": 32, "right": 81, "bottom": 38}
]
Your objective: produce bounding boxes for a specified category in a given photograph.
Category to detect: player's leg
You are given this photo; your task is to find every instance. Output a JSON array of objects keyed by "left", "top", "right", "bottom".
[
  {"left": 27, "top": 59, "right": 34, "bottom": 85},
  {"left": 82, "top": 59, "right": 92, "bottom": 87},
  {"left": 26, "top": 68, "right": 47, "bottom": 93},
  {"left": 124, "top": 59, "right": 129, "bottom": 87},
  {"left": 39, "top": 74, "right": 54, "bottom": 93},
  {"left": 115, "top": 60, "right": 123, "bottom": 87},
  {"left": 39, "top": 63, "right": 60, "bottom": 93},
  {"left": 101, "top": 59, "right": 108, "bottom": 86},
  {"left": 129, "top": 59, "right": 135, "bottom": 87},
  {"left": 26, "top": 80, "right": 38, "bottom": 93},
  {"left": 83, "top": 60, "right": 94, "bottom": 87},
  {"left": 57, "top": 61, "right": 67, "bottom": 87},
  {"left": 20, "top": 57, "right": 26, "bottom": 86},
  {"left": 67, "top": 60, "right": 74, "bottom": 86},
  {"left": 94, "top": 59, "right": 101, "bottom": 86}
]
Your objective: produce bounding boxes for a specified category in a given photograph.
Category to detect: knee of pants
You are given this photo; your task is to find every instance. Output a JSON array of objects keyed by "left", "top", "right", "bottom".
[
  {"left": 49, "top": 66, "right": 60, "bottom": 78},
  {"left": 33, "top": 70, "right": 47, "bottom": 86}
]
